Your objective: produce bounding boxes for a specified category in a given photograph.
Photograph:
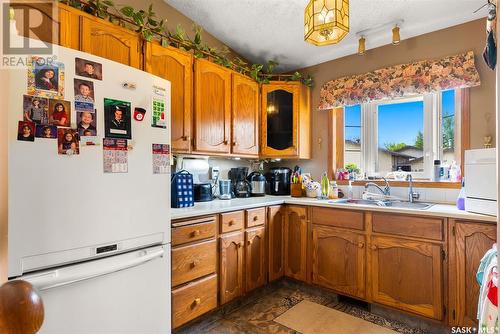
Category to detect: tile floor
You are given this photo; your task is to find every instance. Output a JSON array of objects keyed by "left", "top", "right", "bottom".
[{"left": 174, "top": 279, "right": 447, "bottom": 334}]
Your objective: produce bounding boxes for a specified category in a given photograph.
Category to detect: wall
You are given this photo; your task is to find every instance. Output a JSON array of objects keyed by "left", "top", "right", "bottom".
[{"left": 286, "top": 19, "right": 495, "bottom": 180}]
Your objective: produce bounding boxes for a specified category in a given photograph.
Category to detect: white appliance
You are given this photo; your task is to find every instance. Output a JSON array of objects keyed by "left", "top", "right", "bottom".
[
  {"left": 465, "top": 148, "right": 497, "bottom": 216},
  {"left": 6, "top": 44, "right": 171, "bottom": 333}
]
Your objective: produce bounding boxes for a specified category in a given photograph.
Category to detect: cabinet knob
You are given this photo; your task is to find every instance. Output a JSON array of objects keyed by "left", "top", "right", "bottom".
[
  {"left": 223, "top": 140, "right": 228, "bottom": 145},
  {"left": 191, "top": 230, "right": 201, "bottom": 237},
  {"left": 371, "top": 245, "right": 377, "bottom": 250},
  {"left": 237, "top": 242, "right": 243, "bottom": 248},
  {"left": 233, "top": 141, "right": 238, "bottom": 146},
  {"left": 299, "top": 215, "right": 306, "bottom": 220},
  {"left": 190, "top": 260, "right": 199, "bottom": 268},
  {"left": 181, "top": 136, "right": 187, "bottom": 141},
  {"left": 253, "top": 216, "right": 258, "bottom": 222},
  {"left": 358, "top": 242, "right": 364, "bottom": 248},
  {"left": 248, "top": 240, "right": 252, "bottom": 245},
  {"left": 193, "top": 298, "right": 201, "bottom": 307},
  {"left": 228, "top": 220, "right": 234, "bottom": 226}
]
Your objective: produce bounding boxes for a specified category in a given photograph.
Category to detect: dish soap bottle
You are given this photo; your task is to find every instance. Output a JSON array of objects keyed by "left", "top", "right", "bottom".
[
  {"left": 456, "top": 178, "right": 465, "bottom": 211},
  {"left": 320, "top": 172, "right": 329, "bottom": 199},
  {"left": 347, "top": 180, "right": 353, "bottom": 200}
]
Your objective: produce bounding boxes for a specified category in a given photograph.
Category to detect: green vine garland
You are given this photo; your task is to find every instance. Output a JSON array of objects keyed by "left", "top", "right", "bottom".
[{"left": 57, "top": 0, "right": 313, "bottom": 87}]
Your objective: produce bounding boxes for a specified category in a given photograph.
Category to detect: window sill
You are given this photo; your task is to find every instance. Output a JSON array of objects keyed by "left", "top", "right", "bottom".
[{"left": 336, "top": 179, "right": 461, "bottom": 189}]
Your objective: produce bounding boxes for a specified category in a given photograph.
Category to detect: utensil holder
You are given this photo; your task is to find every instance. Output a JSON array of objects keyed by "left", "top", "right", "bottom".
[{"left": 291, "top": 183, "right": 302, "bottom": 197}]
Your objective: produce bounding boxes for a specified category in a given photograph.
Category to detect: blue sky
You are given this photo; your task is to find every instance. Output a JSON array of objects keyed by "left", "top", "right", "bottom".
[{"left": 344, "top": 90, "right": 455, "bottom": 147}]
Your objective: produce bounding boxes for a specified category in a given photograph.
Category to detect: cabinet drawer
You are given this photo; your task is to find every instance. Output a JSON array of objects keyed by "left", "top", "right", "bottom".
[
  {"left": 172, "top": 274, "right": 217, "bottom": 329},
  {"left": 172, "top": 218, "right": 216, "bottom": 246},
  {"left": 246, "top": 207, "right": 266, "bottom": 228},
  {"left": 372, "top": 213, "right": 444, "bottom": 241},
  {"left": 172, "top": 239, "right": 216, "bottom": 287},
  {"left": 220, "top": 211, "right": 244, "bottom": 233},
  {"left": 312, "top": 207, "right": 364, "bottom": 230}
]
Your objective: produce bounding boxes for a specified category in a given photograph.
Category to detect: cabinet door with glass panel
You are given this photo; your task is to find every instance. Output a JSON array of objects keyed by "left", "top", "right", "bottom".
[{"left": 261, "top": 82, "right": 311, "bottom": 159}]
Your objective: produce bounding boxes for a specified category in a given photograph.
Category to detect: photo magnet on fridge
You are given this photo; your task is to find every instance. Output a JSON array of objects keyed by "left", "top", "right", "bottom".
[
  {"left": 27, "top": 56, "right": 65, "bottom": 99},
  {"left": 104, "top": 98, "right": 132, "bottom": 139},
  {"left": 74, "top": 79, "right": 95, "bottom": 103},
  {"left": 35, "top": 124, "right": 57, "bottom": 139},
  {"left": 133, "top": 107, "right": 146, "bottom": 121},
  {"left": 77, "top": 111, "right": 97, "bottom": 137},
  {"left": 57, "top": 128, "right": 79, "bottom": 155},
  {"left": 17, "top": 121, "right": 35, "bottom": 142},
  {"left": 23, "top": 95, "right": 49, "bottom": 124},
  {"left": 48, "top": 99, "right": 71, "bottom": 127},
  {"left": 75, "top": 58, "right": 103, "bottom": 80}
]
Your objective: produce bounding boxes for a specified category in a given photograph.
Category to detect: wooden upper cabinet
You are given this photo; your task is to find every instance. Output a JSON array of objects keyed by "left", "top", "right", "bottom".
[
  {"left": 194, "top": 59, "right": 231, "bottom": 154},
  {"left": 284, "top": 206, "right": 308, "bottom": 282},
  {"left": 145, "top": 42, "right": 193, "bottom": 153},
  {"left": 370, "top": 235, "right": 443, "bottom": 320},
  {"left": 245, "top": 226, "right": 266, "bottom": 292},
  {"left": 58, "top": 4, "right": 80, "bottom": 49},
  {"left": 268, "top": 205, "right": 285, "bottom": 281},
  {"left": 312, "top": 225, "right": 365, "bottom": 299},
  {"left": 80, "top": 16, "right": 141, "bottom": 68},
  {"left": 219, "top": 231, "right": 244, "bottom": 305},
  {"left": 449, "top": 221, "right": 496, "bottom": 327},
  {"left": 231, "top": 73, "right": 259, "bottom": 157},
  {"left": 261, "top": 82, "right": 311, "bottom": 159}
]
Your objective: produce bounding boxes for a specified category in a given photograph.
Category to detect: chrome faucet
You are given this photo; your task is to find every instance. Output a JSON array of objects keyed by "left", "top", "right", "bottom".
[
  {"left": 364, "top": 177, "right": 391, "bottom": 196},
  {"left": 407, "top": 174, "right": 420, "bottom": 203}
]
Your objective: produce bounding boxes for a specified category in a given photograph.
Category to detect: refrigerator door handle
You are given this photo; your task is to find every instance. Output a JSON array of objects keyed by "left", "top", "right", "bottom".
[{"left": 21, "top": 247, "right": 165, "bottom": 291}]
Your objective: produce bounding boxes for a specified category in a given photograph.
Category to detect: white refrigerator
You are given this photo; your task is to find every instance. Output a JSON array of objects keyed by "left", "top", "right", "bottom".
[{"left": 6, "top": 44, "right": 171, "bottom": 333}]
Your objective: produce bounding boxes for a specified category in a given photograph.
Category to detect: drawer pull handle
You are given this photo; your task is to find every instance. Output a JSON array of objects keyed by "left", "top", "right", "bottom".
[
  {"left": 253, "top": 216, "right": 258, "bottom": 221},
  {"left": 190, "top": 261, "right": 199, "bottom": 268},
  {"left": 371, "top": 245, "right": 377, "bottom": 250},
  {"left": 228, "top": 220, "right": 234, "bottom": 226},
  {"left": 191, "top": 230, "right": 201, "bottom": 237},
  {"left": 192, "top": 298, "right": 201, "bottom": 307},
  {"left": 358, "top": 242, "right": 364, "bottom": 248}
]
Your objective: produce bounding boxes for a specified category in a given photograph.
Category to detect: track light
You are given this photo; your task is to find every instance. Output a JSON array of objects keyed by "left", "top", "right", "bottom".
[
  {"left": 358, "top": 36, "right": 366, "bottom": 55},
  {"left": 392, "top": 25, "right": 401, "bottom": 45}
]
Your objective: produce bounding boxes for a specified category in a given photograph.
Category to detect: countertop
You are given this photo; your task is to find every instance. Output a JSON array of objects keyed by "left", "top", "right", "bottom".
[{"left": 171, "top": 196, "right": 497, "bottom": 223}]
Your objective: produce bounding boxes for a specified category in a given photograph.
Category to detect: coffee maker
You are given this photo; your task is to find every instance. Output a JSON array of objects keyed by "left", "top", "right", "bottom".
[{"left": 228, "top": 167, "right": 251, "bottom": 198}]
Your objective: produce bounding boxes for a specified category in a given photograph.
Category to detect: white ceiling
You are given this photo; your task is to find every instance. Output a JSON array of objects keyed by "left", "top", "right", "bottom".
[{"left": 165, "top": 0, "right": 487, "bottom": 72}]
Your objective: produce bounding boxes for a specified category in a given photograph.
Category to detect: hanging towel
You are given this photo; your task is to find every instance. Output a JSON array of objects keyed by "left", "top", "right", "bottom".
[
  {"left": 477, "top": 245, "right": 497, "bottom": 285},
  {"left": 477, "top": 244, "right": 498, "bottom": 334},
  {"left": 483, "top": 3, "right": 497, "bottom": 70}
]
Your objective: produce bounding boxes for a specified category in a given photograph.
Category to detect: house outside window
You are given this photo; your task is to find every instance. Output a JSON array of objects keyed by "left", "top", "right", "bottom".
[{"left": 343, "top": 89, "right": 459, "bottom": 179}]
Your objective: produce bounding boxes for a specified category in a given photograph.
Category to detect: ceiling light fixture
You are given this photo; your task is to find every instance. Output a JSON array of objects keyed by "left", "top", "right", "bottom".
[
  {"left": 304, "top": 0, "right": 350, "bottom": 46},
  {"left": 392, "top": 25, "right": 401, "bottom": 45},
  {"left": 358, "top": 36, "right": 366, "bottom": 55}
]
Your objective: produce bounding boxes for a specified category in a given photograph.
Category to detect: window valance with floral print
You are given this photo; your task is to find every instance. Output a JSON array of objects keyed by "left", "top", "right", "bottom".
[{"left": 318, "top": 51, "right": 481, "bottom": 110}]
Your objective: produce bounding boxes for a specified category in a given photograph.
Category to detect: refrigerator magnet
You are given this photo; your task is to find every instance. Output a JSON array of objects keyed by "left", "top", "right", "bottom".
[
  {"left": 133, "top": 107, "right": 146, "bottom": 121},
  {"left": 27, "top": 56, "right": 65, "bottom": 99},
  {"left": 57, "top": 128, "right": 79, "bottom": 155},
  {"left": 17, "top": 121, "right": 35, "bottom": 142},
  {"left": 151, "top": 97, "right": 166, "bottom": 129},
  {"left": 104, "top": 98, "right": 132, "bottom": 140}
]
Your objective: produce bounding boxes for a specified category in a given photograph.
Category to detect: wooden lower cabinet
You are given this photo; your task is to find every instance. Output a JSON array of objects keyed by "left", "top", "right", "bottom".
[
  {"left": 219, "top": 231, "right": 244, "bottom": 305},
  {"left": 245, "top": 226, "right": 266, "bottom": 292},
  {"left": 268, "top": 205, "right": 285, "bottom": 281},
  {"left": 312, "top": 225, "right": 365, "bottom": 299},
  {"left": 370, "top": 235, "right": 443, "bottom": 320},
  {"left": 449, "top": 221, "right": 496, "bottom": 327},
  {"left": 172, "top": 274, "right": 218, "bottom": 328},
  {"left": 284, "top": 206, "right": 308, "bottom": 281},
  {"left": 171, "top": 239, "right": 217, "bottom": 287}
]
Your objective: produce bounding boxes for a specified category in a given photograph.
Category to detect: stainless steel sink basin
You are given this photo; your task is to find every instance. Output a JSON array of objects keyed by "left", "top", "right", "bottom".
[{"left": 346, "top": 199, "right": 434, "bottom": 210}]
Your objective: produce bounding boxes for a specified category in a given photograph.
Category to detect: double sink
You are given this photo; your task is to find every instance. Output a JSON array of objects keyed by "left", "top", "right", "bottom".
[{"left": 346, "top": 199, "right": 434, "bottom": 210}]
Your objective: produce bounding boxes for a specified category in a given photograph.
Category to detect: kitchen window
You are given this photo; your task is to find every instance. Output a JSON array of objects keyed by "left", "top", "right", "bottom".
[{"left": 341, "top": 89, "right": 461, "bottom": 180}]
